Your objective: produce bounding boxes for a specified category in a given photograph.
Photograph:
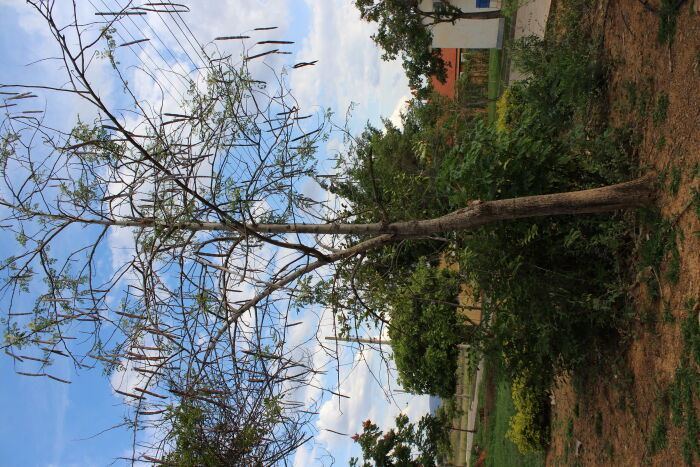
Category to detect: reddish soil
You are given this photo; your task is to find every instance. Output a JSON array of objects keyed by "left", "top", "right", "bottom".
[{"left": 545, "top": 1, "right": 700, "bottom": 466}]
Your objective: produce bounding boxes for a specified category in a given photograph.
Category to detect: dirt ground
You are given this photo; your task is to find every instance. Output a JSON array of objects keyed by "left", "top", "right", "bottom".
[{"left": 545, "top": 1, "right": 700, "bottom": 466}]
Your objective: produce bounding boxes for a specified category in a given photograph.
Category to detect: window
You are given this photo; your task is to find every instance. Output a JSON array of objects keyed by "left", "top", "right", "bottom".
[{"left": 476, "top": 0, "right": 491, "bottom": 7}]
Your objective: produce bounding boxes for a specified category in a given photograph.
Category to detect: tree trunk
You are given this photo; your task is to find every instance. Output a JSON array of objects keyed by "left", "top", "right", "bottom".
[{"left": 253, "top": 175, "right": 656, "bottom": 236}]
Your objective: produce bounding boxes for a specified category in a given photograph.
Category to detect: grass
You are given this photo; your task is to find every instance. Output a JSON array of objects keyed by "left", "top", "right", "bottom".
[
  {"left": 668, "top": 165, "right": 682, "bottom": 196},
  {"left": 649, "top": 297, "right": 700, "bottom": 466},
  {"left": 647, "top": 415, "right": 668, "bottom": 456},
  {"left": 638, "top": 209, "right": 680, "bottom": 299},
  {"left": 471, "top": 361, "right": 545, "bottom": 467}
]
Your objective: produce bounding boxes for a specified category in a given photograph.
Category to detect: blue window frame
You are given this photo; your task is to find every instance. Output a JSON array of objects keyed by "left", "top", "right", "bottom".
[{"left": 476, "top": 0, "right": 490, "bottom": 7}]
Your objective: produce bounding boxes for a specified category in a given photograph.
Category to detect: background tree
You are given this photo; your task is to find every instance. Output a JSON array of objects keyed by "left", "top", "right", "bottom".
[
  {"left": 349, "top": 413, "right": 450, "bottom": 467},
  {"left": 355, "top": 0, "right": 503, "bottom": 89},
  {"left": 1, "top": 1, "right": 656, "bottom": 463}
]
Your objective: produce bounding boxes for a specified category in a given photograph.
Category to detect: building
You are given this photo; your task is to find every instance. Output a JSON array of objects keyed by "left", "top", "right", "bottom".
[
  {"left": 429, "top": 48, "right": 490, "bottom": 100},
  {"left": 419, "top": 0, "right": 504, "bottom": 50}
]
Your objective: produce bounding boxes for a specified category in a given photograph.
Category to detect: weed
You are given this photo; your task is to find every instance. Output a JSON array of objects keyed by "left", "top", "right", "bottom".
[
  {"left": 603, "top": 441, "right": 614, "bottom": 459},
  {"left": 682, "top": 298, "right": 699, "bottom": 364},
  {"left": 622, "top": 80, "right": 637, "bottom": 110},
  {"left": 665, "top": 252, "right": 681, "bottom": 284},
  {"left": 657, "top": 0, "right": 683, "bottom": 46},
  {"left": 660, "top": 298, "right": 700, "bottom": 465},
  {"left": 662, "top": 300, "right": 675, "bottom": 323},
  {"left": 655, "top": 135, "right": 666, "bottom": 151},
  {"left": 648, "top": 415, "right": 668, "bottom": 456},
  {"left": 683, "top": 439, "right": 693, "bottom": 466},
  {"left": 617, "top": 394, "right": 627, "bottom": 412},
  {"left": 668, "top": 165, "right": 681, "bottom": 196},
  {"left": 638, "top": 210, "right": 680, "bottom": 295},
  {"left": 594, "top": 411, "right": 603, "bottom": 437},
  {"left": 691, "top": 163, "right": 700, "bottom": 179},
  {"left": 653, "top": 93, "right": 670, "bottom": 125},
  {"left": 692, "top": 187, "right": 700, "bottom": 223}
]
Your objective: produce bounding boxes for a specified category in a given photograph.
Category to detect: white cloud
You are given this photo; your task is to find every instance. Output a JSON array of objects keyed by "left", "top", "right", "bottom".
[
  {"left": 290, "top": 0, "right": 410, "bottom": 131},
  {"left": 389, "top": 94, "right": 412, "bottom": 129},
  {"left": 294, "top": 344, "right": 431, "bottom": 466}
]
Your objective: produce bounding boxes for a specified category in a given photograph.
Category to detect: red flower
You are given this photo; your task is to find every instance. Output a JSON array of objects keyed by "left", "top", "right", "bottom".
[
  {"left": 351, "top": 433, "right": 360, "bottom": 442},
  {"left": 362, "top": 419, "right": 372, "bottom": 428}
]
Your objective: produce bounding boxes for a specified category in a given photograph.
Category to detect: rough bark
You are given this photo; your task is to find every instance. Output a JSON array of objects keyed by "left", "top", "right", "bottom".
[{"left": 252, "top": 174, "right": 656, "bottom": 236}]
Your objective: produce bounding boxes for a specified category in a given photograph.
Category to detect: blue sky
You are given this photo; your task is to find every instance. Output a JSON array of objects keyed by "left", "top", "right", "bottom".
[{"left": 0, "top": 1, "right": 430, "bottom": 465}]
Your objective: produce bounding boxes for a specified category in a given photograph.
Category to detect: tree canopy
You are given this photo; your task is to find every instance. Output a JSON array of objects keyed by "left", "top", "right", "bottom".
[{"left": 349, "top": 413, "right": 450, "bottom": 467}]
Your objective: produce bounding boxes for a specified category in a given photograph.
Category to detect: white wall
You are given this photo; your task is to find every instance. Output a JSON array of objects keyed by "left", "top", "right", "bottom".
[
  {"left": 430, "top": 17, "right": 504, "bottom": 49},
  {"left": 419, "top": 0, "right": 501, "bottom": 14},
  {"left": 419, "top": 0, "right": 504, "bottom": 49}
]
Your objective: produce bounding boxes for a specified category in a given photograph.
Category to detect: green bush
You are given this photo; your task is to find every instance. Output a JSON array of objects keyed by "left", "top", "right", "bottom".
[
  {"left": 388, "top": 261, "right": 469, "bottom": 398},
  {"left": 507, "top": 373, "right": 550, "bottom": 453}
]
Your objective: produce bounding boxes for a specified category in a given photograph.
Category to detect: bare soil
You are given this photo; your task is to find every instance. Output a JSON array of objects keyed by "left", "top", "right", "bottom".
[{"left": 545, "top": 1, "right": 700, "bottom": 466}]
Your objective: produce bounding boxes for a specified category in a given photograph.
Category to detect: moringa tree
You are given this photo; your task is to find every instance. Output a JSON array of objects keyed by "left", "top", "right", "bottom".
[{"left": 1, "top": 0, "right": 654, "bottom": 463}]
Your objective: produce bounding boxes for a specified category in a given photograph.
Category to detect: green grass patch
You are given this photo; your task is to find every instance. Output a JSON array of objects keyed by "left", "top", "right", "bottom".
[
  {"left": 638, "top": 210, "right": 680, "bottom": 298},
  {"left": 472, "top": 363, "right": 545, "bottom": 467}
]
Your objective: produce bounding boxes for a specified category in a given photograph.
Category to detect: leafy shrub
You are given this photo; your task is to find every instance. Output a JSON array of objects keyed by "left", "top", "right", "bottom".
[
  {"left": 435, "top": 25, "right": 635, "bottom": 385},
  {"left": 509, "top": 33, "right": 605, "bottom": 130},
  {"left": 387, "top": 261, "right": 469, "bottom": 398},
  {"left": 506, "top": 373, "right": 550, "bottom": 453}
]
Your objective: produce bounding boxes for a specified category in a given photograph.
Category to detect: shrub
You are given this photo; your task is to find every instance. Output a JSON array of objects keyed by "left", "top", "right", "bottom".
[
  {"left": 506, "top": 373, "right": 550, "bottom": 453},
  {"left": 434, "top": 21, "right": 635, "bottom": 386},
  {"left": 388, "top": 261, "right": 471, "bottom": 398}
]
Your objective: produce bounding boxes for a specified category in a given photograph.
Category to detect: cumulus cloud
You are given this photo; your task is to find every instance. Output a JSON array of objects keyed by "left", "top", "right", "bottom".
[{"left": 290, "top": 0, "right": 410, "bottom": 129}]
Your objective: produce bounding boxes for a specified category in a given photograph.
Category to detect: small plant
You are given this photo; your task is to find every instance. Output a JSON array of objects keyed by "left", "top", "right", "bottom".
[
  {"left": 565, "top": 417, "right": 574, "bottom": 441},
  {"left": 617, "top": 395, "right": 627, "bottom": 412},
  {"left": 668, "top": 165, "right": 681, "bottom": 196},
  {"left": 662, "top": 300, "right": 675, "bottom": 323},
  {"left": 655, "top": 135, "right": 666, "bottom": 151},
  {"left": 648, "top": 415, "right": 668, "bottom": 456},
  {"left": 594, "top": 411, "right": 603, "bottom": 437},
  {"left": 653, "top": 93, "right": 670, "bottom": 125},
  {"left": 657, "top": 0, "right": 683, "bottom": 46},
  {"left": 638, "top": 210, "right": 680, "bottom": 296}
]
